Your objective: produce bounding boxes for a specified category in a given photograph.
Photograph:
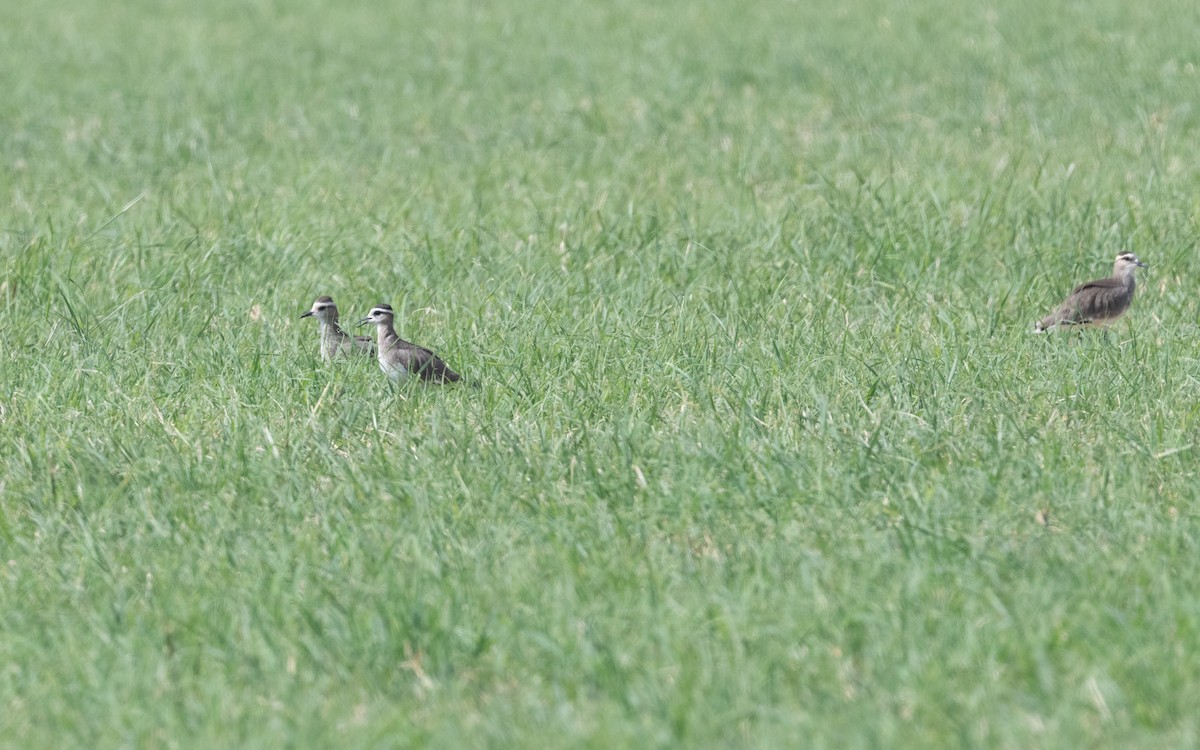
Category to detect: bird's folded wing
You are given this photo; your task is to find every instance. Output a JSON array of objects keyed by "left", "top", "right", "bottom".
[
  {"left": 396, "top": 346, "right": 459, "bottom": 382},
  {"left": 1069, "top": 277, "right": 1123, "bottom": 295},
  {"left": 1056, "top": 282, "right": 1130, "bottom": 323}
]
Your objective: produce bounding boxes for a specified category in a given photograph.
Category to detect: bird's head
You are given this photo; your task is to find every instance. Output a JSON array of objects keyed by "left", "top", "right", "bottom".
[
  {"left": 301, "top": 295, "right": 339, "bottom": 323},
  {"left": 358, "top": 304, "right": 395, "bottom": 327},
  {"left": 1115, "top": 252, "right": 1148, "bottom": 273}
]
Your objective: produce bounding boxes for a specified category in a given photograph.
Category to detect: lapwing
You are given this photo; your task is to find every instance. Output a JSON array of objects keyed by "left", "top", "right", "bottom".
[
  {"left": 358, "top": 303, "right": 461, "bottom": 383},
  {"left": 300, "top": 295, "right": 376, "bottom": 360},
  {"left": 1036, "top": 252, "right": 1147, "bottom": 332}
]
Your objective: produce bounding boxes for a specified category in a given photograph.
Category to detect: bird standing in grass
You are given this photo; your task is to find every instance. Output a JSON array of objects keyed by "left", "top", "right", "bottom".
[
  {"left": 1036, "top": 252, "right": 1148, "bottom": 333},
  {"left": 300, "top": 295, "right": 376, "bottom": 360},
  {"left": 358, "top": 303, "right": 461, "bottom": 383}
]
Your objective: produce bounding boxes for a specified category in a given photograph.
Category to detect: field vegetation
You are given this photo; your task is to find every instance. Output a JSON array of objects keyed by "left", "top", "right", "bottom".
[{"left": 2, "top": 0, "right": 1200, "bottom": 746}]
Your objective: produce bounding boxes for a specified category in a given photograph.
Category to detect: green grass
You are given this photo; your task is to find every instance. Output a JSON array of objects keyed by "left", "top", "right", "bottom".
[{"left": 3, "top": 0, "right": 1200, "bottom": 746}]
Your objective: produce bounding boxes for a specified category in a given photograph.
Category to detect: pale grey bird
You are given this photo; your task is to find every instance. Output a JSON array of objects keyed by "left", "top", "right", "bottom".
[
  {"left": 1036, "top": 252, "right": 1148, "bottom": 332},
  {"left": 358, "top": 303, "right": 461, "bottom": 383},
  {"left": 300, "top": 295, "right": 376, "bottom": 360}
]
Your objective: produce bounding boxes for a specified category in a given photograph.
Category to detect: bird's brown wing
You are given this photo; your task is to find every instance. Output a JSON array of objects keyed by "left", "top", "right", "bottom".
[
  {"left": 1067, "top": 277, "right": 1123, "bottom": 296},
  {"left": 1043, "top": 278, "right": 1129, "bottom": 328},
  {"left": 394, "top": 340, "right": 461, "bottom": 383},
  {"left": 353, "top": 335, "right": 376, "bottom": 356},
  {"left": 330, "top": 324, "right": 377, "bottom": 357}
]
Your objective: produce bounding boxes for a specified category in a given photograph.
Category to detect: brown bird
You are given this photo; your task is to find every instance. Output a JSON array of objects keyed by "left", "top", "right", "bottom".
[
  {"left": 358, "top": 303, "right": 461, "bottom": 383},
  {"left": 300, "top": 296, "right": 376, "bottom": 360},
  {"left": 1036, "top": 252, "right": 1147, "bottom": 332}
]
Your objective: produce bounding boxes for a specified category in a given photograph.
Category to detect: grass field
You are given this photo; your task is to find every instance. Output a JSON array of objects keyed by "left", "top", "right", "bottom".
[{"left": 3, "top": 0, "right": 1200, "bottom": 746}]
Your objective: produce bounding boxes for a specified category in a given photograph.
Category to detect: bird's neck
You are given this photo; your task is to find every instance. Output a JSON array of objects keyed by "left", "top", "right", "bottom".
[
  {"left": 375, "top": 323, "right": 399, "bottom": 349},
  {"left": 319, "top": 319, "right": 348, "bottom": 340},
  {"left": 1113, "top": 265, "right": 1137, "bottom": 289}
]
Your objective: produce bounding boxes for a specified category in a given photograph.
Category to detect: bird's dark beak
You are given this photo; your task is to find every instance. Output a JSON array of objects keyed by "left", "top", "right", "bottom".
[
  {"left": 300, "top": 311, "right": 314, "bottom": 319},
  {"left": 357, "top": 317, "right": 371, "bottom": 327},
  {"left": 1137, "top": 260, "right": 1149, "bottom": 269}
]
